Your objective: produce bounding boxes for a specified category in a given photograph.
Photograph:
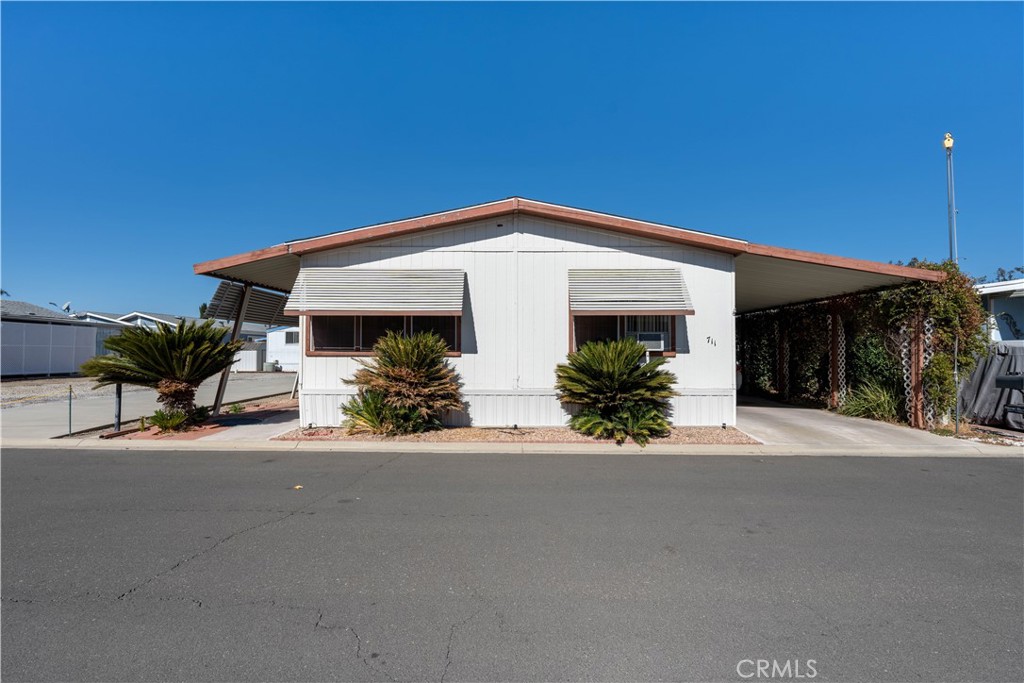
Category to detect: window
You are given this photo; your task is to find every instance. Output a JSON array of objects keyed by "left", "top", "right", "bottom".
[
  {"left": 410, "top": 315, "right": 458, "bottom": 350},
  {"left": 311, "top": 316, "right": 357, "bottom": 351},
  {"left": 360, "top": 316, "right": 405, "bottom": 348},
  {"left": 573, "top": 314, "right": 675, "bottom": 353},
  {"left": 308, "top": 315, "right": 461, "bottom": 354},
  {"left": 284, "top": 331, "right": 299, "bottom": 345}
]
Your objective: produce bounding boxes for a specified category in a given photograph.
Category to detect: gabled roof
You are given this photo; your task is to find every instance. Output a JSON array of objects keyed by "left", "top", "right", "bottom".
[
  {"left": 1, "top": 300, "right": 73, "bottom": 321},
  {"left": 193, "top": 196, "right": 945, "bottom": 313},
  {"left": 77, "top": 311, "right": 130, "bottom": 325}
]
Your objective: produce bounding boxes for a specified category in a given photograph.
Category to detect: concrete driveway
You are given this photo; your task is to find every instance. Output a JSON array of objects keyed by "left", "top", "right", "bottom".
[{"left": 737, "top": 396, "right": 982, "bottom": 447}]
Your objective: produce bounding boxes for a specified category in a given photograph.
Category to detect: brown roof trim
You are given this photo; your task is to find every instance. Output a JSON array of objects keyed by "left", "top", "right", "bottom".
[
  {"left": 289, "top": 199, "right": 519, "bottom": 255},
  {"left": 743, "top": 243, "right": 946, "bottom": 281},
  {"left": 194, "top": 244, "right": 292, "bottom": 276},
  {"left": 192, "top": 197, "right": 943, "bottom": 284},
  {"left": 515, "top": 199, "right": 746, "bottom": 254}
]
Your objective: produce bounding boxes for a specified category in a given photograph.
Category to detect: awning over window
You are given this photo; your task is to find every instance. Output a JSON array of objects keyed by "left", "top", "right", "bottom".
[
  {"left": 284, "top": 268, "right": 465, "bottom": 315},
  {"left": 206, "top": 282, "right": 298, "bottom": 326},
  {"left": 568, "top": 269, "right": 694, "bottom": 315}
]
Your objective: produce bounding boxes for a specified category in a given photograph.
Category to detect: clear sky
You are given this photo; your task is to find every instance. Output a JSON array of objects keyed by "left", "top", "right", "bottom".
[{"left": 2, "top": 2, "right": 1021, "bottom": 317}]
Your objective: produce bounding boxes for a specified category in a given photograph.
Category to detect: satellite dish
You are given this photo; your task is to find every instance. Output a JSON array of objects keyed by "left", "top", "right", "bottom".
[{"left": 61, "top": 302, "right": 71, "bottom": 313}]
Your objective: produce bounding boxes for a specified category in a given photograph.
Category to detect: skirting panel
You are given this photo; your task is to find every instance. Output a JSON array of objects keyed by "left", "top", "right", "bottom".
[{"left": 300, "top": 388, "right": 736, "bottom": 428}]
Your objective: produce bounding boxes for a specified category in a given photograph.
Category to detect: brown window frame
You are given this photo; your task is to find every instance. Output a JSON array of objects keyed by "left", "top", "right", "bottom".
[
  {"left": 306, "top": 314, "right": 462, "bottom": 357},
  {"left": 568, "top": 313, "right": 677, "bottom": 357}
]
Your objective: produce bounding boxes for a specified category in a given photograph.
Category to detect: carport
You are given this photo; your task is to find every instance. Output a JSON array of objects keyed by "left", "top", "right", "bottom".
[{"left": 734, "top": 249, "right": 944, "bottom": 429}]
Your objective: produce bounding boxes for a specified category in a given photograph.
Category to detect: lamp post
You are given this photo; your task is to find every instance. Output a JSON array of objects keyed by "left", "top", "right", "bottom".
[
  {"left": 944, "top": 132, "right": 958, "bottom": 263},
  {"left": 944, "top": 132, "right": 961, "bottom": 434}
]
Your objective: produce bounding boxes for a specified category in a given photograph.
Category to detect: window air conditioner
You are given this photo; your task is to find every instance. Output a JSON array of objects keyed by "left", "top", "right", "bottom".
[{"left": 637, "top": 332, "right": 665, "bottom": 351}]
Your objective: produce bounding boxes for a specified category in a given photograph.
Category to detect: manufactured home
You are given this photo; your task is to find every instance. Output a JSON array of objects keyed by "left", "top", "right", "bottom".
[{"left": 195, "top": 198, "right": 941, "bottom": 427}]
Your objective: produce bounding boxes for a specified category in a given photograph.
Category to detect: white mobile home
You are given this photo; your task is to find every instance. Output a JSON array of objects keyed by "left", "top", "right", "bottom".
[
  {"left": 266, "top": 326, "right": 301, "bottom": 372},
  {"left": 195, "top": 198, "right": 941, "bottom": 428},
  {"left": 976, "top": 279, "right": 1024, "bottom": 342}
]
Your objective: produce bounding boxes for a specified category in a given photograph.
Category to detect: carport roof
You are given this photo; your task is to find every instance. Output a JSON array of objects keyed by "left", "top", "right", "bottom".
[{"left": 194, "top": 197, "right": 943, "bottom": 313}]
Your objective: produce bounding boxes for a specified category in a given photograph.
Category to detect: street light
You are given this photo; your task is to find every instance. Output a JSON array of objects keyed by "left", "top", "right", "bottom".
[
  {"left": 944, "top": 132, "right": 958, "bottom": 264},
  {"left": 944, "top": 132, "right": 961, "bottom": 434}
]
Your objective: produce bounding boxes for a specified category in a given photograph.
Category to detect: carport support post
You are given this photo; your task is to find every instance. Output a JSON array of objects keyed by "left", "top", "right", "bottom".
[
  {"left": 212, "top": 284, "right": 252, "bottom": 416},
  {"left": 777, "top": 325, "right": 790, "bottom": 399},
  {"left": 909, "top": 314, "right": 926, "bottom": 429},
  {"left": 829, "top": 311, "right": 840, "bottom": 409}
]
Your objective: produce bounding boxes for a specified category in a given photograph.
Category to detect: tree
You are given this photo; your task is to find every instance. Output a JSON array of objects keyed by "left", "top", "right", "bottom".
[
  {"left": 81, "top": 319, "right": 243, "bottom": 421},
  {"left": 973, "top": 265, "right": 1024, "bottom": 284},
  {"left": 199, "top": 302, "right": 209, "bottom": 318}
]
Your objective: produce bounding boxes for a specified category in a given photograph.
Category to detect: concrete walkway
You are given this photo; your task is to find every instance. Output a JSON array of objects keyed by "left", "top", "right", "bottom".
[{"left": 0, "top": 373, "right": 296, "bottom": 441}]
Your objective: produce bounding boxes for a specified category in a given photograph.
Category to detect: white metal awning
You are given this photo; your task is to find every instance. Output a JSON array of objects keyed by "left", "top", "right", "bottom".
[
  {"left": 284, "top": 268, "right": 466, "bottom": 315},
  {"left": 206, "top": 282, "right": 298, "bottom": 326},
  {"left": 568, "top": 269, "right": 694, "bottom": 315}
]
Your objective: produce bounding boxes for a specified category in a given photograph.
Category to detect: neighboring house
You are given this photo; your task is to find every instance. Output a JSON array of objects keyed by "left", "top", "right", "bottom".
[
  {"left": 266, "top": 326, "right": 301, "bottom": 371},
  {"left": 1, "top": 301, "right": 122, "bottom": 377},
  {"left": 231, "top": 341, "right": 267, "bottom": 372},
  {"left": 977, "top": 279, "right": 1024, "bottom": 342},
  {"left": 77, "top": 310, "right": 270, "bottom": 341},
  {"left": 194, "top": 197, "right": 941, "bottom": 428}
]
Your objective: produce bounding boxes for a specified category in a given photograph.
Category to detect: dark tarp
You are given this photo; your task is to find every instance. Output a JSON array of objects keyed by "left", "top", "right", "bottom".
[{"left": 959, "top": 340, "right": 1024, "bottom": 430}]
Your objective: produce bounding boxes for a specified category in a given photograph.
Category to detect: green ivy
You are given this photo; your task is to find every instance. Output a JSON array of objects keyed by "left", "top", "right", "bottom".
[{"left": 738, "top": 260, "right": 987, "bottom": 422}]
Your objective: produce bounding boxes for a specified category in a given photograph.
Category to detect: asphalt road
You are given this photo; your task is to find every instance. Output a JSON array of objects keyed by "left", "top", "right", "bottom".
[{"left": 2, "top": 449, "right": 1021, "bottom": 682}]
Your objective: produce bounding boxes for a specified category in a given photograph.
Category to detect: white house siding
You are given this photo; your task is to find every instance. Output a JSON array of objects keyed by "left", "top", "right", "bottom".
[
  {"left": 266, "top": 327, "right": 301, "bottom": 371},
  {"left": 297, "top": 214, "right": 736, "bottom": 427}
]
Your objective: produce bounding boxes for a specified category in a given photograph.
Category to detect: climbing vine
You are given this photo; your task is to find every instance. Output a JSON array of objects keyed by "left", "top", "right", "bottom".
[
  {"left": 738, "top": 260, "right": 987, "bottom": 424},
  {"left": 876, "top": 260, "right": 988, "bottom": 417}
]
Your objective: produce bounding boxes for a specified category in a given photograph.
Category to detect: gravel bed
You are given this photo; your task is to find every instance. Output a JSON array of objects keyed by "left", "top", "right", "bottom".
[
  {"left": 0, "top": 374, "right": 290, "bottom": 409},
  {"left": 276, "top": 425, "right": 759, "bottom": 445},
  {"left": 0, "top": 377, "right": 145, "bottom": 408}
]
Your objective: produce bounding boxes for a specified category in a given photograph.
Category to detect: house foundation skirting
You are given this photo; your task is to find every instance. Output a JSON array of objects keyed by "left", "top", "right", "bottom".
[{"left": 299, "top": 389, "right": 736, "bottom": 428}]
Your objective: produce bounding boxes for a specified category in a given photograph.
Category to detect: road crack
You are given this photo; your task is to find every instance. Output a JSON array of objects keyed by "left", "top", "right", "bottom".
[
  {"left": 117, "top": 454, "right": 403, "bottom": 601},
  {"left": 440, "top": 608, "right": 483, "bottom": 683}
]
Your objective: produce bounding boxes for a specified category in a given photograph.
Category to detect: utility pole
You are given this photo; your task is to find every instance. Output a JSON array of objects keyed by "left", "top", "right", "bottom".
[{"left": 944, "top": 132, "right": 961, "bottom": 434}]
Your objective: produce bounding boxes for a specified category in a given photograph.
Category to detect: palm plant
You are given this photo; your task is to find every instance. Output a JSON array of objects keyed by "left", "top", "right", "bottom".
[
  {"left": 555, "top": 338, "right": 676, "bottom": 412},
  {"left": 343, "top": 330, "right": 463, "bottom": 432},
  {"left": 81, "top": 319, "right": 243, "bottom": 422},
  {"left": 555, "top": 338, "right": 677, "bottom": 446}
]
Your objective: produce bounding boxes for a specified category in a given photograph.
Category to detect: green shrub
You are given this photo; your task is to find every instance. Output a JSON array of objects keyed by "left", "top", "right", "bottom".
[
  {"left": 344, "top": 331, "right": 463, "bottom": 432},
  {"left": 191, "top": 405, "right": 211, "bottom": 424},
  {"left": 81, "top": 319, "right": 243, "bottom": 420},
  {"left": 227, "top": 403, "right": 244, "bottom": 414},
  {"left": 555, "top": 339, "right": 676, "bottom": 413},
  {"left": 150, "top": 409, "right": 188, "bottom": 432},
  {"left": 341, "top": 390, "right": 436, "bottom": 436},
  {"left": 570, "top": 403, "right": 671, "bottom": 446},
  {"left": 839, "top": 381, "right": 902, "bottom": 422},
  {"left": 555, "top": 339, "right": 677, "bottom": 446}
]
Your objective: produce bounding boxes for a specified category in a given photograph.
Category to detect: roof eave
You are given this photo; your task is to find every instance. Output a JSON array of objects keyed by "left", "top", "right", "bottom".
[{"left": 742, "top": 243, "right": 946, "bottom": 282}]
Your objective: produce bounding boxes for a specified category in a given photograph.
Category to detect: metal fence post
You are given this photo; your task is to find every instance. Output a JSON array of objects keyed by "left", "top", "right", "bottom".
[{"left": 114, "top": 383, "right": 122, "bottom": 432}]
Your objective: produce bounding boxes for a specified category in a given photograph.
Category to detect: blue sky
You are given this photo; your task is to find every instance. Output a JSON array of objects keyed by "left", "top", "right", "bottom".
[{"left": 2, "top": 2, "right": 1021, "bottom": 316}]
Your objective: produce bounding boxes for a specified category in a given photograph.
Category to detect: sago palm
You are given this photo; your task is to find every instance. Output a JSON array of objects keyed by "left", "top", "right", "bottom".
[
  {"left": 555, "top": 338, "right": 677, "bottom": 413},
  {"left": 81, "top": 319, "right": 243, "bottom": 420},
  {"left": 345, "top": 330, "right": 463, "bottom": 425}
]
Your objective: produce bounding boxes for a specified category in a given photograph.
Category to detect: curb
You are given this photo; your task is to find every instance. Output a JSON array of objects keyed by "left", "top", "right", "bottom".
[{"left": 2, "top": 438, "right": 1020, "bottom": 458}]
